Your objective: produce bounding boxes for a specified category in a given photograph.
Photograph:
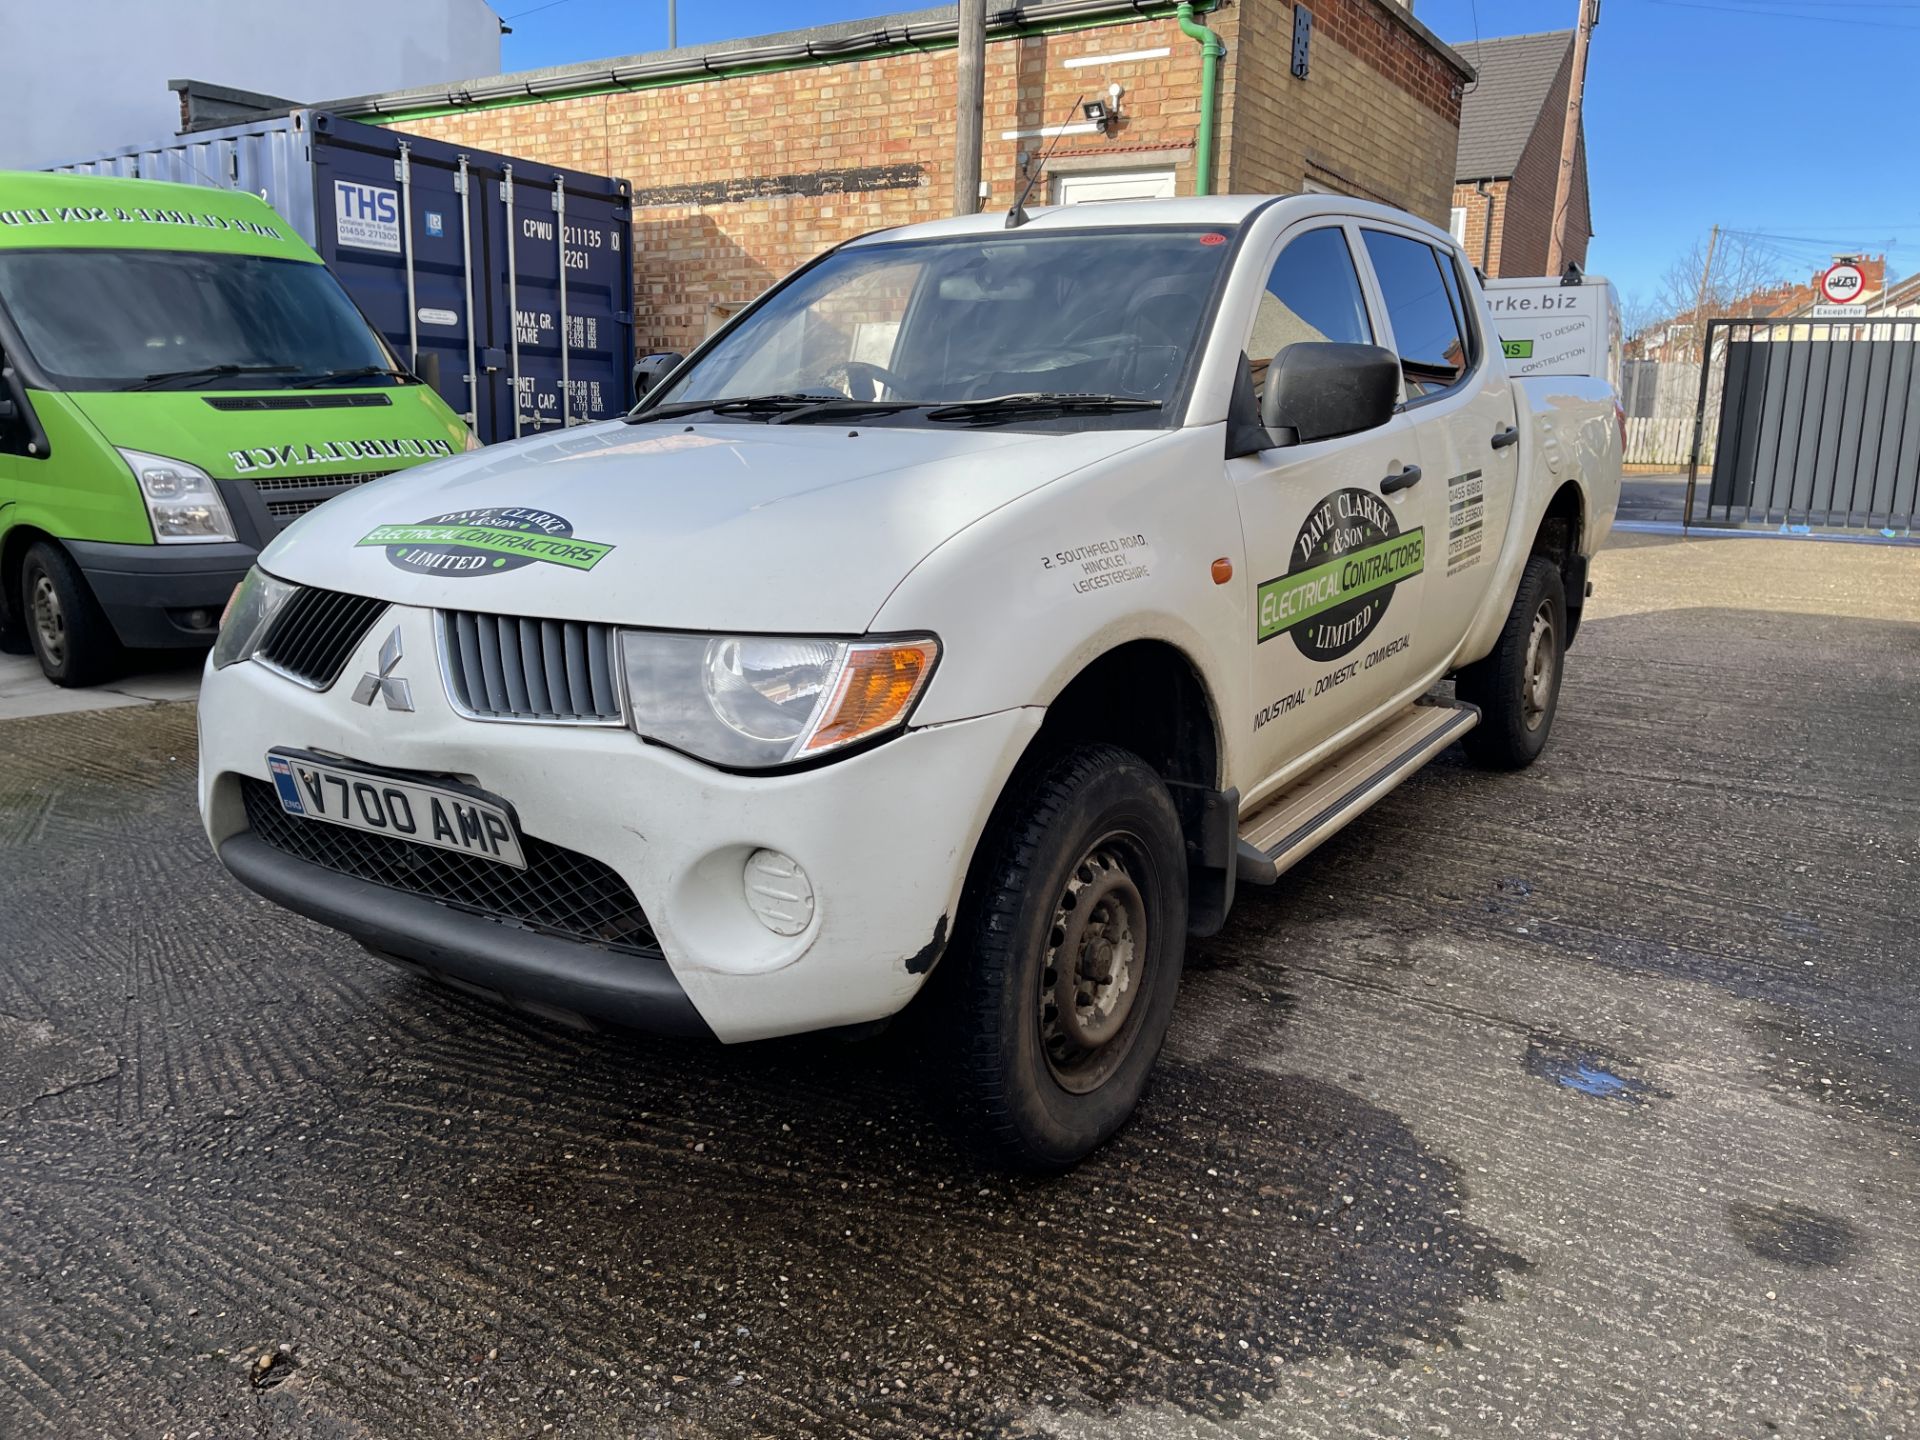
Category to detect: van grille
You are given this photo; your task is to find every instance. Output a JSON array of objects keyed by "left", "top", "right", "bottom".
[
  {"left": 240, "top": 778, "right": 659, "bottom": 954},
  {"left": 256, "top": 586, "right": 390, "bottom": 690},
  {"left": 245, "top": 470, "right": 393, "bottom": 492},
  {"left": 440, "top": 611, "right": 622, "bottom": 724}
]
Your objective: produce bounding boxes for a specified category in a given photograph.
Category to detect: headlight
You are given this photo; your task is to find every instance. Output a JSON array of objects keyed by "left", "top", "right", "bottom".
[
  {"left": 463, "top": 428, "right": 484, "bottom": 452},
  {"left": 619, "top": 631, "right": 939, "bottom": 768},
  {"left": 118, "top": 448, "right": 238, "bottom": 544},
  {"left": 211, "top": 566, "right": 295, "bottom": 669}
]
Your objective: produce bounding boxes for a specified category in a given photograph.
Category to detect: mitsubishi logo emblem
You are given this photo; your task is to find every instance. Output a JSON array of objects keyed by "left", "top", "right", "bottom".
[{"left": 351, "top": 627, "right": 415, "bottom": 712}]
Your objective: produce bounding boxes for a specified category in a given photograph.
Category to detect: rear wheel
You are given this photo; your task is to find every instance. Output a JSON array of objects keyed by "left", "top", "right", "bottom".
[
  {"left": 1456, "top": 555, "right": 1566, "bottom": 770},
  {"left": 21, "top": 541, "right": 120, "bottom": 688},
  {"left": 943, "top": 744, "right": 1188, "bottom": 1170}
]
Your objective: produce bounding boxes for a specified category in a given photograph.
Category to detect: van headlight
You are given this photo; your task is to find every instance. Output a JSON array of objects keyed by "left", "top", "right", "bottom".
[
  {"left": 118, "top": 448, "right": 238, "bottom": 544},
  {"left": 619, "top": 632, "right": 939, "bottom": 769},
  {"left": 211, "top": 566, "right": 295, "bottom": 669}
]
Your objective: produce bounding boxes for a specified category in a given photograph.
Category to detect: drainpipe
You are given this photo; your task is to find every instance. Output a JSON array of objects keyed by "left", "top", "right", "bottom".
[
  {"left": 1175, "top": 3, "right": 1224, "bottom": 197},
  {"left": 1476, "top": 179, "right": 1494, "bottom": 274}
]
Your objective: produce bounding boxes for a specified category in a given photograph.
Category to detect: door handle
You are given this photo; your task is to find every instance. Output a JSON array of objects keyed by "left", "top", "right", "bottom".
[
  {"left": 1379, "top": 464, "right": 1422, "bottom": 495},
  {"left": 1490, "top": 425, "right": 1520, "bottom": 450}
]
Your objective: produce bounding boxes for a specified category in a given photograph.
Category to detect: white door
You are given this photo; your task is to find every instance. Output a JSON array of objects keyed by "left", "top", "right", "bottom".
[
  {"left": 1052, "top": 169, "right": 1177, "bottom": 204},
  {"left": 1228, "top": 221, "right": 1431, "bottom": 785},
  {"left": 1357, "top": 226, "right": 1518, "bottom": 666}
]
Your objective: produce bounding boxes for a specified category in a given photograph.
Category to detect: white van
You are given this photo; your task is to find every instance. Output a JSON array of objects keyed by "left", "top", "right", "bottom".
[{"left": 1481, "top": 274, "right": 1621, "bottom": 391}]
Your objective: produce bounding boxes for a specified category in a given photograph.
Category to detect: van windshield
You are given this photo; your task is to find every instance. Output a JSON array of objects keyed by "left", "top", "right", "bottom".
[
  {"left": 644, "top": 225, "right": 1238, "bottom": 426},
  {"left": 0, "top": 249, "right": 402, "bottom": 391}
]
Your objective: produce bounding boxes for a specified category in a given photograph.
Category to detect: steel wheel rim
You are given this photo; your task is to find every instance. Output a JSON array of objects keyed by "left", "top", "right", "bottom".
[
  {"left": 30, "top": 574, "right": 65, "bottom": 667},
  {"left": 1039, "top": 830, "right": 1153, "bottom": 1095},
  {"left": 1522, "top": 601, "right": 1557, "bottom": 731}
]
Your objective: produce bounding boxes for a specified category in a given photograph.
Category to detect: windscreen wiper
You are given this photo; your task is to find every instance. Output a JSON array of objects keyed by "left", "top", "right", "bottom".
[
  {"left": 924, "top": 393, "right": 1163, "bottom": 424},
  {"left": 767, "top": 398, "right": 933, "bottom": 424},
  {"left": 287, "top": 365, "right": 413, "bottom": 388},
  {"left": 625, "top": 393, "right": 847, "bottom": 424},
  {"left": 123, "top": 363, "right": 299, "bottom": 392}
]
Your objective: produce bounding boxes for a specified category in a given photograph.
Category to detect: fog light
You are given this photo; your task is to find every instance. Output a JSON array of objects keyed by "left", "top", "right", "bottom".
[{"left": 744, "top": 849, "right": 814, "bottom": 936}]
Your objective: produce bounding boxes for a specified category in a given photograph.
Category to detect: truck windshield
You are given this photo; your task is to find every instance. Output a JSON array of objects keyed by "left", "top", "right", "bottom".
[
  {"left": 646, "top": 225, "right": 1238, "bottom": 425},
  {"left": 0, "top": 249, "right": 401, "bottom": 391}
]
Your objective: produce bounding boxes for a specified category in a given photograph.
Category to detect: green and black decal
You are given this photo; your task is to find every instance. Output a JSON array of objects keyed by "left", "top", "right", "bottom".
[
  {"left": 1257, "top": 488, "right": 1424, "bottom": 660},
  {"left": 360, "top": 507, "right": 614, "bottom": 576},
  {"left": 1501, "top": 339, "right": 1534, "bottom": 360}
]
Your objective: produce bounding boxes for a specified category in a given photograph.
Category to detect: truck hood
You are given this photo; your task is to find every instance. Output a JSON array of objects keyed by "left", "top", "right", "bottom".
[
  {"left": 260, "top": 419, "right": 1159, "bottom": 632},
  {"left": 66, "top": 385, "right": 470, "bottom": 482}
]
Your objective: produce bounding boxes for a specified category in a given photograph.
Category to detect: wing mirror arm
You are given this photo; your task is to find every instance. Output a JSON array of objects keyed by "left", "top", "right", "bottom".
[{"left": 1226, "top": 352, "right": 1292, "bottom": 458}]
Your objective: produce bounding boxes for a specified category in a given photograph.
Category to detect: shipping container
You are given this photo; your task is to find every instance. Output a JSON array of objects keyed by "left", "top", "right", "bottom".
[{"left": 51, "top": 110, "right": 635, "bottom": 445}]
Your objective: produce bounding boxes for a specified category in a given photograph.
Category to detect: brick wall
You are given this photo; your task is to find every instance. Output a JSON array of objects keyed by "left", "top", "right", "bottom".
[
  {"left": 1219, "top": 0, "right": 1462, "bottom": 221},
  {"left": 384, "top": 2, "right": 1467, "bottom": 352},
  {"left": 1450, "top": 178, "right": 1508, "bottom": 271}
]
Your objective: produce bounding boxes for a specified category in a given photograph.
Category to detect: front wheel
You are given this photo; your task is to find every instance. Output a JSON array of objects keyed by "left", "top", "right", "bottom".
[
  {"left": 943, "top": 744, "right": 1188, "bottom": 1170},
  {"left": 1456, "top": 554, "right": 1566, "bottom": 770},
  {"left": 22, "top": 541, "right": 121, "bottom": 688}
]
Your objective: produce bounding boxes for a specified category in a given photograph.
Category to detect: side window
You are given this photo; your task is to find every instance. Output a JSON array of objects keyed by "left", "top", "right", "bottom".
[
  {"left": 0, "top": 353, "right": 37, "bottom": 459},
  {"left": 1247, "top": 227, "right": 1372, "bottom": 394},
  {"left": 1362, "top": 229, "right": 1472, "bottom": 398}
]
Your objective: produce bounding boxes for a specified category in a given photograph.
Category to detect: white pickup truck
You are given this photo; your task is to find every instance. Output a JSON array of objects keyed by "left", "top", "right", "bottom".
[{"left": 199, "top": 195, "right": 1620, "bottom": 1168}]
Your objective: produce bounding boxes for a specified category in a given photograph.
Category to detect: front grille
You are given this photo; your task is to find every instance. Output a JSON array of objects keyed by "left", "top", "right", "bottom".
[
  {"left": 205, "top": 393, "right": 393, "bottom": 411},
  {"left": 255, "top": 585, "right": 390, "bottom": 690},
  {"left": 245, "top": 470, "right": 394, "bottom": 492},
  {"left": 240, "top": 778, "right": 659, "bottom": 954},
  {"left": 266, "top": 494, "right": 357, "bottom": 519},
  {"left": 441, "top": 610, "right": 622, "bottom": 723}
]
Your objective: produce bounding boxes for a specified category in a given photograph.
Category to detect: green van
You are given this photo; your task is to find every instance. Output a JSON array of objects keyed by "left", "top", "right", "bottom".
[{"left": 0, "top": 172, "right": 472, "bottom": 685}]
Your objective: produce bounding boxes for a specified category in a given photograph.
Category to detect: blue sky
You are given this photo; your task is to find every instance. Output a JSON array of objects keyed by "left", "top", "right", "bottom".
[{"left": 495, "top": 0, "right": 1919, "bottom": 304}]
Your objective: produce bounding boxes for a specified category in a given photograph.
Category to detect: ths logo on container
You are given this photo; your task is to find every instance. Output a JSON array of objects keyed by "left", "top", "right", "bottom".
[
  {"left": 1256, "top": 489, "right": 1424, "bottom": 660},
  {"left": 357, "top": 507, "right": 615, "bottom": 577}
]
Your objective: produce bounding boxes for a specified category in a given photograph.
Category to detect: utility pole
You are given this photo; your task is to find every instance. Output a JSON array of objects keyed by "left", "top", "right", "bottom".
[
  {"left": 1691, "top": 224, "right": 1720, "bottom": 362},
  {"left": 953, "top": 0, "right": 986, "bottom": 216},
  {"left": 1545, "top": 0, "right": 1597, "bottom": 277}
]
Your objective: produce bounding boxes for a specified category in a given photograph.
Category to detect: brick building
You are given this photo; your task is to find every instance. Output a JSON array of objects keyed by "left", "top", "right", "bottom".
[
  {"left": 330, "top": 0, "right": 1473, "bottom": 353},
  {"left": 1448, "top": 30, "right": 1590, "bottom": 278}
]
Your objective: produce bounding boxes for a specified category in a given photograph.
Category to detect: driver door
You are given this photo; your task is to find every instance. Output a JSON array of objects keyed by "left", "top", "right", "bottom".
[{"left": 1227, "top": 222, "right": 1430, "bottom": 788}]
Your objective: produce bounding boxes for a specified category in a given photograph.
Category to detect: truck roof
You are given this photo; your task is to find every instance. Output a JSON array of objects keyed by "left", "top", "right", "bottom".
[
  {"left": 849, "top": 193, "right": 1457, "bottom": 247},
  {"left": 0, "top": 171, "right": 317, "bottom": 262}
]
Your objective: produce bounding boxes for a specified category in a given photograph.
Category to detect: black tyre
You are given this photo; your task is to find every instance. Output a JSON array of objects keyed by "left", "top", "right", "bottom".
[
  {"left": 1456, "top": 555, "right": 1566, "bottom": 771},
  {"left": 945, "top": 744, "right": 1188, "bottom": 1170},
  {"left": 21, "top": 540, "right": 121, "bottom": 688}
]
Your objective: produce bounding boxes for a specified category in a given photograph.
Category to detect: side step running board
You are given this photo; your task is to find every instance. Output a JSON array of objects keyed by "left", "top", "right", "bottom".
[{"left": 1236, "top": 698, "right": 1480, "bottom": 886}]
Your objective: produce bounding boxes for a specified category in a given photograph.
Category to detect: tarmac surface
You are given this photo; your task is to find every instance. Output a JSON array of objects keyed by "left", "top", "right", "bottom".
[{"left": 2, "top": 530, "right": 1918, "bottom": 1438}]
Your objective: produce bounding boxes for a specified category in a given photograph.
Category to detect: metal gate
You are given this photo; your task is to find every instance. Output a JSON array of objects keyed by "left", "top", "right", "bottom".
[{"left": 1685, "top": 316, "right": 1920, "bottom": 536}]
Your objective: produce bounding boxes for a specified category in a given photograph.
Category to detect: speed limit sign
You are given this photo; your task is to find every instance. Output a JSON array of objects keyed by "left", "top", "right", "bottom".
[{"left": 1821, "top": 262, "right": 1865, "bottom": 305}]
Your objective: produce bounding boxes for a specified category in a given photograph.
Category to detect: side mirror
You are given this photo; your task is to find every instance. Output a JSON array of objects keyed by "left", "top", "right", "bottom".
[
  {"left": 1261, "top": 343, "right": 1402, "bottom": 444},
  {"left": 0, "top": 396, "right": 15, "bottom": 425},
  {"left": 631, "top": 351, "right": 682, "bottom": 402},
  {"left": 418, "top": 351, "right": 444, "bottom": 392}
]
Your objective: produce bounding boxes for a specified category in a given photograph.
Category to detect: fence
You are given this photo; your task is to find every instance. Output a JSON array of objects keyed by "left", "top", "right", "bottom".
[
  {"left": 1622, "top": 358, "right": 1715, "bottom": 467},
  {"left": 1689, "top": 317, "right": 1920, "bottom": 535}
]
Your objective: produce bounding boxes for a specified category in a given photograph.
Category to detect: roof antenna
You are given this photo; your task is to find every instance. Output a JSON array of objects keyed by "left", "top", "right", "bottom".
[{"left": 1006, "top": 92, "right": 1084, "bottom": 229}]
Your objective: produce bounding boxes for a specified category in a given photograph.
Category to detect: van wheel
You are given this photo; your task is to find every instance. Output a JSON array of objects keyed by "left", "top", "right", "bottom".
[
  {"left": 1456, "top": 555, "right": 1566, "bottom": 771},
  {"left": 945, "top": 744, "right": 1188, "bottom": 1170},
  {"left": 22, "top": 541, "right": 120, "bottom": 688}
]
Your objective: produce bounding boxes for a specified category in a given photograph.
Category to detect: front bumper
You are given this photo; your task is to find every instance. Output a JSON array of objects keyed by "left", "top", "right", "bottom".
[
  {"left": 68, "top": 539, "right": 255, "bottom": 649},
  {"left": 198, "top": 604, "right": 1042, "bottom": 1042}
]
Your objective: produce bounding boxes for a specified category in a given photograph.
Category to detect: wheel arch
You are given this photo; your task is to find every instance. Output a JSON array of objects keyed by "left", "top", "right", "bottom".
[
  {"left": 995, "top": 637, "right": 1238, "bottom": 937},
  {"left": 1532, "top": 481, "right": 1589, "bottom": 644},
  {"left": 0, "top": 522, "right": 62, "bottom": 631}
]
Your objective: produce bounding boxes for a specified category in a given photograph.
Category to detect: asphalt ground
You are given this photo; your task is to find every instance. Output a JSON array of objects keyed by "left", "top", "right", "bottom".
[{"left": 2, "top": 530, "right": 1917, "bottom": 1438}]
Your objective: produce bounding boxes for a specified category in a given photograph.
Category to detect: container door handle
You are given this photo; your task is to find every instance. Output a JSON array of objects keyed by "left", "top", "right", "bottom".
[
  {"left": 1380, "top": 464, "right": 1423, "bottom": 495},
  {"left": 1491, "top": 425, "right": 1520, "bottom": 450}
]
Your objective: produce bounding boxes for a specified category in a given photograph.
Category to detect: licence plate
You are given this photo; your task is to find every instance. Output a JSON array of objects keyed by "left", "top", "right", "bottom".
[{"left": 265, "top": 751, "right": 527, "bottom": 870}]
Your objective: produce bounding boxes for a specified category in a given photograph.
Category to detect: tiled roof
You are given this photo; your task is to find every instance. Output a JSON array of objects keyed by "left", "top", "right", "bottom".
[{"left": 1453, "top": 31, "right": 1572, "bottom": 181}]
